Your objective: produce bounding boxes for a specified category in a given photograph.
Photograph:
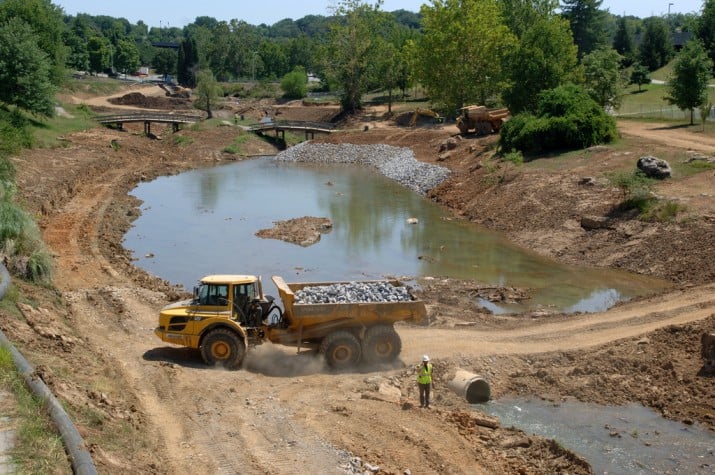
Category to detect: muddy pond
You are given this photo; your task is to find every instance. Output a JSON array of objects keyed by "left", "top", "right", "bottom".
[{"left": 123, "top": 158, "right": 669, "bottom": 312}]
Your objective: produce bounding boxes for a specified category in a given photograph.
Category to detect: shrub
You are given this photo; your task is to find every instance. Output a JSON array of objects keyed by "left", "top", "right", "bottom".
[
  {"left": 499, "top": 84, "right": 618, "bottom": 156},
  {"left": 0, "top": 109, "right": 33, "bottom": 159},
  {"left": 502, "top": 150, "right": 524, "bottom": 165},
  {"left": 0, "top": 201, "right": 53, "bottom": 282},
  {"left": 281, "top": 67, "right": 308, "bottom": 99},
  {"left": 25, "top": 249, "right": 53, "bottom": 283}
]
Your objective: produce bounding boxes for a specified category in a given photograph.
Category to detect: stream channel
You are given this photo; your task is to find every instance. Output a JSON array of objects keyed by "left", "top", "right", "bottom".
[
  {"left": 124, "top": 157, "right": 711, "bottom": 472},
  {"left": 124, "top": 157, "right": 669, "bottom": 313},
  {"left": 480, "top": 398, "right": 714, "bottom": 474}
]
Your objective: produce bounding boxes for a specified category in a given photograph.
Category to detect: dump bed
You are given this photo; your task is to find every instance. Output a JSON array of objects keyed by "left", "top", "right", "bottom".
[
  {"left": 462, "top": 105, "right": 509, "bottom": 121},
  {"left": 269, "top": 276, "right": 425, "bottom": 343}
]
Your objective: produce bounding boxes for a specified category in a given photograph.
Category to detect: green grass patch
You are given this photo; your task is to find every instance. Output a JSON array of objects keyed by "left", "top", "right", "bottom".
[
  {"left": 0, "top": 201, "right": 53, "bottom": 283},
  {"left": 641, "top": 200, "right": 687, "bottom": 222},
  {"left": 63, "top": 76, "right": 122, "bottom": 96},
  {"left": 223, "top": 144, "right": 240, "bottom": 154},
  {"left": 0, "top": 347, "right": 68, "bottom": 473},
  {"left": 0, "top": 285, "right": 21, "bottom": 316},
  {"left": 501, "top": 150, "right": 524, "bottom": 165},
  {"left": 222, "top": 132, "right": 254, "bottom": 155},
  {"left": 670, "top": 157, "right": 715, "bottom": 178},
  {"left": 649, "top": 62, "right": 674, "bottom": 82},
  {"left": 173, "top": 135, "right": 193, "bottom": 147},
  {"left": 618, "top": 82, "right": 715, "bottom": 121},
  {"left": 31, "top": 103, "right": 96, "bottom": 148},
  {"left": 606, "top": 169, "right": 687, "bottom": 222}
]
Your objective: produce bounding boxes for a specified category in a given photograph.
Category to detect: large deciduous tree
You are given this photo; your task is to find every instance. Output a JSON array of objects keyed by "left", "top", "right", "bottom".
[
  {"left": 561, "top": 0, "right": 607, "bottom": 58},
  {"left": 498, "top": 0, "right": 558, "bottom": 38},
  {"left": 412, "top": 0, "right": 516, "bottom": 115},
  {"left": 178, "top": 36, "right": 199, "bottom": 87},
  {"left": 612, "top": 16, "right": 635, "bottom": 66},
  {"left": 324, "top": 0, "right": 386, "bottom": 113},
  {"left": 87, "top": 35, "right": 111, "bottom": 74},
  {"left": 0, "top": 0, "right": 67, "bottom": 83},
  {"left": 153, "top": 48, "right": 177, "bottom": 80},
  {"left": 502, "top": 9, "right": 579, "bottom": 114},
  {"left": 194, "top": 70, "right": 221, "bottom": 119},
  {"left": 666, "top": 40, "right": 713, "bottom": 125},
  {"left": 696, "top": 0, "right": 715, "bottom": 73},
  {"left": 114, "top": 38, "right": 140, "bottom": 77},
  {"left": 638, "top": 17, "right": 673, "bottom": 71},
  {"left": 0, "top": 18, "right": 55, "bottom": 117},
  {"left": 582, "top": 47, "right": 624, "bottom": 110}
]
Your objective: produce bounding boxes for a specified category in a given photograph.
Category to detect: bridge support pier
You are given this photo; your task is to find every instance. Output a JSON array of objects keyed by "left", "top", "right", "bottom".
[{"left": 144, "top": 121, "right": 151, "bottom": 136}]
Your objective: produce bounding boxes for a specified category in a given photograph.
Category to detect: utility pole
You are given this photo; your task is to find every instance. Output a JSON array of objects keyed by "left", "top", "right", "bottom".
[{"left": 668, "top": 3, "right": 673, "bottom": 28}]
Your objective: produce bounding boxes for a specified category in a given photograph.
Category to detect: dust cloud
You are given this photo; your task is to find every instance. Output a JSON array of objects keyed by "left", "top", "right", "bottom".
[{"left": 243, "top": 344, "right": 326, "bottom": 376}]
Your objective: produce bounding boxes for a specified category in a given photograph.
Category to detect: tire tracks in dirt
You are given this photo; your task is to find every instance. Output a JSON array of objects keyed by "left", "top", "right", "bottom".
[{"left": 400, "top": 284, "right": 715, "bottom": 362}]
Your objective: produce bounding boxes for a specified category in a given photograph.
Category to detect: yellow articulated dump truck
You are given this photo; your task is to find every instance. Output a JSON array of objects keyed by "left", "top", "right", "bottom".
[
  {"left": 155, "top": 274, "right": 426, "bottom": 370},
  {"left": 456, "top": 105, "right": 510, "bottom": 136}
]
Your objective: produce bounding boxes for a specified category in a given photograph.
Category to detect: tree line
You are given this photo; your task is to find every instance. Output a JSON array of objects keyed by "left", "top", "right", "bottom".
[{"left": 3, "top": 0, "right": 715, "bottom": 124}]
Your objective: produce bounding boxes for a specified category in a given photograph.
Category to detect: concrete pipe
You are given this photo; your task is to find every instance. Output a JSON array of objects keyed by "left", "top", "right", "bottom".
[{"left": 448, "top": 369, "right": 490, "bottom": 403}]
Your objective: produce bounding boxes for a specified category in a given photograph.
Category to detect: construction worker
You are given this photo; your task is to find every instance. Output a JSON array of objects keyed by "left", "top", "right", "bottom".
[{"left": 417, "top": 355, "right": 434, "bottom": 408}]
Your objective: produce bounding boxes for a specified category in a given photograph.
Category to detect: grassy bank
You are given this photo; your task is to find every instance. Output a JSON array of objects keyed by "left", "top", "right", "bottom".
[{"left": 0, "top": 346, "right": 70, "bottom": 473}]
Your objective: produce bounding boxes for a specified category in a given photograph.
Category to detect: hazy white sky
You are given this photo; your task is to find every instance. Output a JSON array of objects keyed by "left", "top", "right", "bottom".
[{"left": 53, "top": 0, "right": 704, "bottom": 28}]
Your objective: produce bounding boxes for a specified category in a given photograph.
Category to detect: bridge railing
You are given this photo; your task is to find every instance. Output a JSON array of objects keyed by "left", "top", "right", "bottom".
[
  {"left": 96, "top": 112, "right": 203, "bottom": 124},
  {"left": 248, "top": 120, "right": 337, "bottom": 132}
]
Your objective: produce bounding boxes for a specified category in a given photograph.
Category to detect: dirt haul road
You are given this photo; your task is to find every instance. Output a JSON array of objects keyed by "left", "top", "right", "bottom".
[{"left": 4, "top": 89, "right": 715, "bottom": 473}]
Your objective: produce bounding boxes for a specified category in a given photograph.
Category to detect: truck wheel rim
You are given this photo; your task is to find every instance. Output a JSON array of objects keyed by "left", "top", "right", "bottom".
[
  {"left": 333, "top": 347, "right": 350, "bottom": 362},
  {"left": 375, "top": 341, "right": 392, "bottom": 357},
  {"left": 212, "top": 342, "right": 230, "bottom": 359}
]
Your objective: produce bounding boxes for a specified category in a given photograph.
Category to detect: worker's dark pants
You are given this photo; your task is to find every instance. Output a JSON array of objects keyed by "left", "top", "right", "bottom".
[{"left": 418, "top": 382, "right": 431, "bottom": 407}]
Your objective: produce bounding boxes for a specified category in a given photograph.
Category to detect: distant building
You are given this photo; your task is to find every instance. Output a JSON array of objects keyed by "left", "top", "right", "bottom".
[{"left": 633, "top": 31, "right": 693, "bottom": 52}]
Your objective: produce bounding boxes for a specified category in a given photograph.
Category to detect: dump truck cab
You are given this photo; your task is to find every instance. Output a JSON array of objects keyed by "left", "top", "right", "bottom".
[{"left": 155, "top": 274, "right": 281, "bottom": 369}]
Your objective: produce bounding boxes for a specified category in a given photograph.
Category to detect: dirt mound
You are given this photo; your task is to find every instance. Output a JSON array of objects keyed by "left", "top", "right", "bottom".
[
  {"left": 256, "top": 216, "right": 333, "bottom": 247},
  {"left": 108, "top": 92, "right": 190, "bottom": 110}
]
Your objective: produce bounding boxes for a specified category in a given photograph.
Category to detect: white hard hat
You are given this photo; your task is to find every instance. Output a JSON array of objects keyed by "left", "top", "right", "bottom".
[{"left": 422, "top": 355, "right": 430, "bottom": 362}]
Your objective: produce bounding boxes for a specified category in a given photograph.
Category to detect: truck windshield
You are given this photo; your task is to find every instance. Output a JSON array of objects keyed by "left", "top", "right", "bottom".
[{"left": 197, "top": 283, "right": 229, "bottom": 306}]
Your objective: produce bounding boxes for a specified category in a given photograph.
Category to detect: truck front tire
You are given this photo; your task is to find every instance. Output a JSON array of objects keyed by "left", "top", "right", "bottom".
[
  {"left": 320, "top": 331, "right": 361, "bottom": 369},
  {"left": 362, "top": 325, "right": 401, "bottom": 364},
  {"left": 201, "top": 328, "right": 246, "bottom": 370}
]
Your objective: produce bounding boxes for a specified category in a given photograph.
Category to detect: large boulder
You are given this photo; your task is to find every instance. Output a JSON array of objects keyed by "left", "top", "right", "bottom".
[{"left": 637, "top": 155, "right": 672, "bottom": 179}]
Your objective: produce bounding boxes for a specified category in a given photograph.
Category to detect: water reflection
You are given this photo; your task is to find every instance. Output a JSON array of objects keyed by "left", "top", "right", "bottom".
[{"left": 123, "top": 158, "right": 670, "bottom": 312}]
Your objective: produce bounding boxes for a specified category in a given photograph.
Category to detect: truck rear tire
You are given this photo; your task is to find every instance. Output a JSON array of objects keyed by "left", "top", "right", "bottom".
[
  {"left": 201, "top": 328, "right": 246, "bottom": 370},
  {"left": 362, "top": 325, "right": 401, "bottom": 364},
  {"left": 320, "top": 331, "right": 361, "bottom": 369}
]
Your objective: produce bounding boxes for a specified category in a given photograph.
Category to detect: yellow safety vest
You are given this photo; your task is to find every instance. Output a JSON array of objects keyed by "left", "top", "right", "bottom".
[{"left": 417, "top": 363, "right": 433, "bottom": 384}]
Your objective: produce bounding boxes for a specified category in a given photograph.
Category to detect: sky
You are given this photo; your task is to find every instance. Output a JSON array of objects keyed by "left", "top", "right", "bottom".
[{"left": 53, "top": 1, "right": 704, "bottom": 28}]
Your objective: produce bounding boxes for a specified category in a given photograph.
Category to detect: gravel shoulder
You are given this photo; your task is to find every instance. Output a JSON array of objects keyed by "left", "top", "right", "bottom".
[{"left": 2, "top": 89, "right": 714, "bottom": 473}]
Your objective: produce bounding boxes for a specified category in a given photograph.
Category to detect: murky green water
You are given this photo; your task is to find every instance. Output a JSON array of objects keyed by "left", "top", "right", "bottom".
[
  {"left": 481, "top": 398, "right": 715, "bottom": 474},
  {"left": 123, "top": 158, "right": 669, "bottom": 311}
]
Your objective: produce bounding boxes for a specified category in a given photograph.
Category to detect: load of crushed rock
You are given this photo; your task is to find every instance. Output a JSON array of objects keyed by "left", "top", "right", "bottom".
[
  {"left": 294, "top": 281, "right": 414, "bottom": 304},
  {"left": 274, "top": 142, "right": 450, "bottom": 194}
]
